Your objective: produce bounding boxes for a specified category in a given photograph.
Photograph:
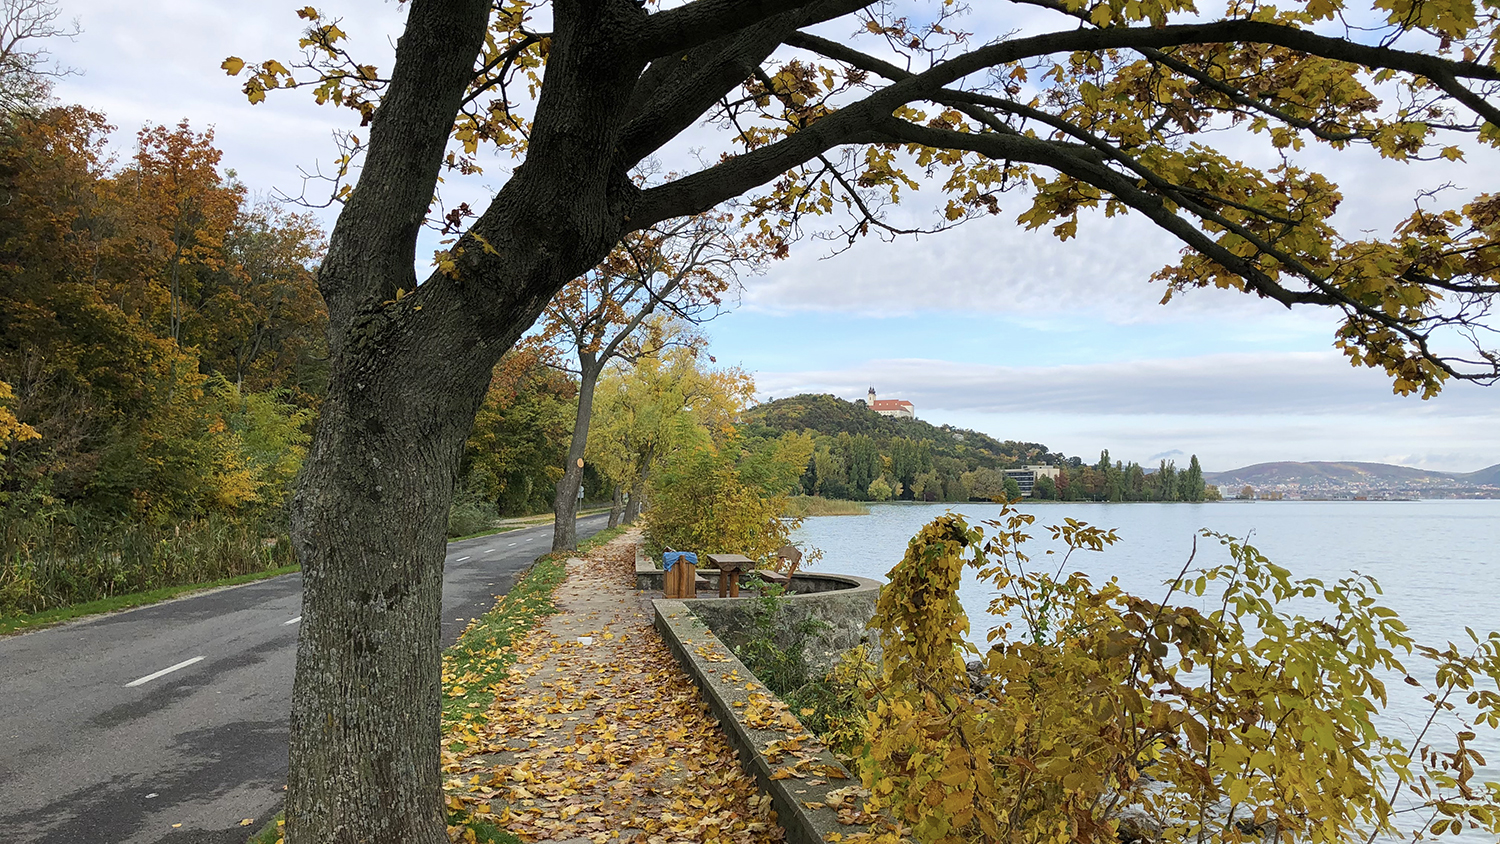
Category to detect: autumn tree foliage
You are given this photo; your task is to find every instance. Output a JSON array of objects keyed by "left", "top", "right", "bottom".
[
  {"left": 858, "top": 510, "right": 1500, "bottom": 843},
  {"left": 225, "top": 1, "right": 1499, "bottom": 840},
  {"left": 0, "top": 105, "right": 326, "bottom": 525},
  {"left": 459, "top": 344, "right": 579, "bottom": 520},
  {"left": 542, "top": 210, "right": 758, "bottom": 551},
  {"left": 619, "top": 344, "right": 816, "bottom": 562},
  {"left": 587, "top": 339, "right": 755, "bottom": 526}
]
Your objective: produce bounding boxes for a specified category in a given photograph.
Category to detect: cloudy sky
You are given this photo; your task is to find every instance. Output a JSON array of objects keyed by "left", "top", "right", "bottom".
[{"left": 42, "top": 1, "right": 1500, "bottom": 473}]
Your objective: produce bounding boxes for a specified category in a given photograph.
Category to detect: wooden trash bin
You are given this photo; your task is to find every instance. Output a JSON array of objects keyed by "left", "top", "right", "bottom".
[{"left": 662, "top": 550, "right": 698, "bottom": 599}]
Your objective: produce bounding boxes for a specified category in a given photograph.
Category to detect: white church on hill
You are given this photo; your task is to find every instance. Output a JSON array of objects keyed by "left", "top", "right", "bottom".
[{"left": 866, "top": 387, "right": 915, "bottom": 419}]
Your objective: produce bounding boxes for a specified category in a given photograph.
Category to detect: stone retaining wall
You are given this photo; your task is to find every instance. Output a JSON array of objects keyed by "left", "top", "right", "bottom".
[{"left": 653, "top": 601, "right": 889, "bottom": 844}]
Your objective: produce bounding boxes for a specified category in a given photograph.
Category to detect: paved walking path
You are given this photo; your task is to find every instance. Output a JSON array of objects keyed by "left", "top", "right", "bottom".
[{"left": 442, "top": 531, "right": 785, "bottom": 844}]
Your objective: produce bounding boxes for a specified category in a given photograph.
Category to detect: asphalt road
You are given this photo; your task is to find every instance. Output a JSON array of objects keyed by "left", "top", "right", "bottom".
[{"left": 0, "top": 514, "right": 607, "bottom": 844}]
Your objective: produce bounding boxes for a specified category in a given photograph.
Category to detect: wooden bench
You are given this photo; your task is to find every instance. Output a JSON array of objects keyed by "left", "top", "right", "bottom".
[{"left": 756, "top": 570, "right": 791, "bottom": 587}]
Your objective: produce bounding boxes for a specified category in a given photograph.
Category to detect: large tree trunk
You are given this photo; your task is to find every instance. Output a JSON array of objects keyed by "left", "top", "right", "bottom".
[
  {"left": 286, "top": 352, "right": 490, "bottom": 844},
  {"left": 551, "top": 357, "right": 599, "bottom": 551},
  {"left": 280, "top": 4, "right": 649, "bottom": 842}
]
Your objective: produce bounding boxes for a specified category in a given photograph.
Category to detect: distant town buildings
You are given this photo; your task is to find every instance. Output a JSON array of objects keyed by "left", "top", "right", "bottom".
[{"left": 866, "top": 387, "right": 915, "bottom": 419}]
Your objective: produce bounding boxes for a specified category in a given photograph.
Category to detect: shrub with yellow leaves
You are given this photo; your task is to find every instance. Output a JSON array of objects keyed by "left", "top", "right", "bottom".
[{"left": 856, "top": 508, "right": 1500, "bottom": 843}]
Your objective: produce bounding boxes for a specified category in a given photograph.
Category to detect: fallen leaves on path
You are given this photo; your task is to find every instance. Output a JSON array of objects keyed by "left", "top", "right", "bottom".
[{"left": 442, "top": 533, "right": 785, "bottom": 844}]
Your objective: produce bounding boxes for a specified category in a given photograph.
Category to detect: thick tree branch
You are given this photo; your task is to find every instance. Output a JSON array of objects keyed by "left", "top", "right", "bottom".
[
  {"left": 638, "top": 15, "right": 1499, "bottom": 228},
  {"left": 619, "top": 22, "right": 796, "bottom": 167},
  {"left": 883, "top": 117, "right": 1499, "bottom": 383},
  {"left": 619, "top": 0, "right": 876, "bottom": 168},
  {"left": 317, "top": 0, "right": 490, "bottom": 333},
  {"left": 876, "top": 117, "right": 1333, "bottom": 310}
]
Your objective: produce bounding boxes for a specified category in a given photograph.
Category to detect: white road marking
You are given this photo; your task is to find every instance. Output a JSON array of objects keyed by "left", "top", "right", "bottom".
[
  {"left": 284, "top": 616, "right": 301, "bottom": 625},
  {"left": 508, "top": 543, "right": 517, "bottom": 547},
  {"left": 485, "top": 548, "right": 494, "bottom": 553},
  {"left": 125, "top": 656, "right": 205, "bottom": 688},
  {"left": 456, "top": 556, "right": 471, "bottom": 562}
]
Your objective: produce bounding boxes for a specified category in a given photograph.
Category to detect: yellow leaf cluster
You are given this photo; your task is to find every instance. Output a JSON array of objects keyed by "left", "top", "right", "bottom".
[{"left": 0, "top": 380, "right": 40, "bottom": 465}]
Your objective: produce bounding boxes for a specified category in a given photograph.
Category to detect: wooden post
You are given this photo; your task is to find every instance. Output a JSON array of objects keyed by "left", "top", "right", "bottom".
[{"left": 664, "top": 551, "right": 700, "bottom": 598}]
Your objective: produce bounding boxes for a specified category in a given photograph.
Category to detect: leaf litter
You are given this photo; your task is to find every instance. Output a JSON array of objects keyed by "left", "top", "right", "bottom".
[{"left": 442, "top": 531, "right": 785, "bottom": 844}]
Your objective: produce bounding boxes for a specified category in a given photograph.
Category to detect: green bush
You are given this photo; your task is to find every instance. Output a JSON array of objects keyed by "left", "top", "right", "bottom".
[
  {"left": 446, "top": 499, "right": 496, "bottom": 538},
  {"left": 643, "top": 440, "right": 792, "bottom": 562},
  {"left": 731, "top": 579, "right": 869, "bottom": 758}
]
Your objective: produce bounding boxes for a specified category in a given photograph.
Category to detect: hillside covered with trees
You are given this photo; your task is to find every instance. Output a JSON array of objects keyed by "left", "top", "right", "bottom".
[{"left": 743, "top": 393, "right": 1215, "bottom": 503}]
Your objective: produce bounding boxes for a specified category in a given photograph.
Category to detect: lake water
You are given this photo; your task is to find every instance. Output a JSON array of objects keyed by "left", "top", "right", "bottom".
[{"left": 791, "top": 499, "right": 1500, "bottom": 812}]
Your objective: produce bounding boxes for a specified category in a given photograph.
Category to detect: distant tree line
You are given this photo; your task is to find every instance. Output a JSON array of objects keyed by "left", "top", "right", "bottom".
[
  {"left": 1031, "top": 451, "right": 1219, "bottom": 502},
  {"left": 744, "top": 394, "right": 1065, "bottom": 502}
]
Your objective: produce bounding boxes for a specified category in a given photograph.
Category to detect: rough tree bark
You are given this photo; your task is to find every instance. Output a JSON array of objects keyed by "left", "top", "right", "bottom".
[{"left": 284, "top": 4, "right": 649, "bottom": 842}]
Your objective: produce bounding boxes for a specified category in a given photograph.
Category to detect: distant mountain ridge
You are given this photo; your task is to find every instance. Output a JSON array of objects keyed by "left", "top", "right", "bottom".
[{"left": 1205, "top": 460, "right": 1500, "bottom": 494}]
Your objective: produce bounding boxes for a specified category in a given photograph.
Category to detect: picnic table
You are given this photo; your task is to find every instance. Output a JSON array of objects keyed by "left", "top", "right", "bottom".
[
  {"left": 705, "top": 554, "right": 751, "bottom": 597},
  {"left": 705, "top": 553, "right": 791, "bottom": 597}
]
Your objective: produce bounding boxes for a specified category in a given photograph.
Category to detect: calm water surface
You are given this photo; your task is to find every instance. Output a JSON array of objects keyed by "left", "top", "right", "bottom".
[{"left": 793, "top": 499, "right": 1500, "bottom": 794}]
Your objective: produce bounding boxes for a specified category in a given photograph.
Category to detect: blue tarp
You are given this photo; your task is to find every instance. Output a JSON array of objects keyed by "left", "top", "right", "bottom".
[{"left": 662, "top": 551, "right": 698, "bottom": 572}]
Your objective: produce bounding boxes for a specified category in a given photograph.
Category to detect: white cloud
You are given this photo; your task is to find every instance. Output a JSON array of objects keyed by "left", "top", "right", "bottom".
[{"left": 754, "top": 351, "right": 1500, "bottom": 416}]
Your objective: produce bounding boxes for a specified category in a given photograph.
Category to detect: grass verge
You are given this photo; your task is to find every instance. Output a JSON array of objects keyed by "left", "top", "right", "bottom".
[
  {"left": 246, "top": 816, "right": 283, "bottom": 844},
  {"left": 441, "top": 553, "right": 570, "bottom": 722},
  {"left": 0, "top": 564, "right": 300, "bottom": 636},
  {"left": 442, "top": 525, "right": 625, "bottom": 723}
]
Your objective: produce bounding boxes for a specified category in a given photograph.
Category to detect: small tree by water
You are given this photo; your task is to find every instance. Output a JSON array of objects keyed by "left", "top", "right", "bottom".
[{"left": 853, "top": 508, "right": 1500, "bottom": 843}]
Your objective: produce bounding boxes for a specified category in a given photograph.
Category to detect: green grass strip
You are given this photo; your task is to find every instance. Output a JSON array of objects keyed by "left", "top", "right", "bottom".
[
  {"left": 0, "top": 564, "right": 301, "bottom": 637},
  {"left": 245, "top": 815, "right": 283, "bottom": 844},
  {"left": 441, "top": 553, "right": 570, "bottom": 723},
  {"left": 441, "top": 525, "right": 626, "bottom": 724}
]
